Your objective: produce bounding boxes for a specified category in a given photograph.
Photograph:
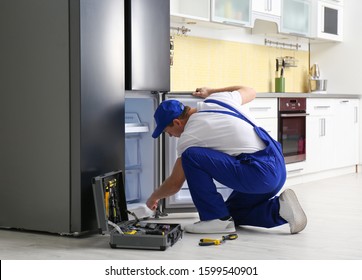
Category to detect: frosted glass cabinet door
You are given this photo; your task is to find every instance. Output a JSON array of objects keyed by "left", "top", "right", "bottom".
[
  {"left": 211, "top": 0, "right": 252, "bottom": 26},
  {"left": 281, "top": 0, "right": 310, "bottom": 37},
  {"left": 170, "top": 0, "right": 210, "bottom": 21}
]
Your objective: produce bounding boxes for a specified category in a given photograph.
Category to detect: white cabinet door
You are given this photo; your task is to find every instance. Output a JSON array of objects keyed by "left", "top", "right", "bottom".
[
  {"left": 211, "top": 0, "right": 252, "bottom": 27},
  {"left": 311, "top": 0, "right": 343, "bottom": 42},
  {"left": 334, "top": 99, "right": 359, "bottom": 168},
  {"left": 242, "top": 98, "right": 278, "bottom": 140},
  {"left": 305, "top": 98, "right": 336, "bottom": 173},
  {"left": 253, "top": 0, "right": 281, "bottom": 17},
  {"left": 281, "top": 0, "right": 311, "bottom": 37}
]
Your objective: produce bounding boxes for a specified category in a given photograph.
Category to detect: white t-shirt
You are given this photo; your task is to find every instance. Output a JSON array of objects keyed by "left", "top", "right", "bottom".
[{"left": 177, "top": 91, "right": 266, "bottom": 157}]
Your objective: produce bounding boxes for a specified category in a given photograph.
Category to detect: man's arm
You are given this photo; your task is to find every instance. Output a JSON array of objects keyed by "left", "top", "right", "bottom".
[
  {"left": 193, "top": 86, "right": 256, "bottom": 105},
  {"left": 146, "top": 157, "right": 185, "bottom": 210}
]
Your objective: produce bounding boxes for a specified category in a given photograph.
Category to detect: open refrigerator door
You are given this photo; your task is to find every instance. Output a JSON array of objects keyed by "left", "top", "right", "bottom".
[{"left": 124, "top": 93, "right": 160, "bottom": 219}]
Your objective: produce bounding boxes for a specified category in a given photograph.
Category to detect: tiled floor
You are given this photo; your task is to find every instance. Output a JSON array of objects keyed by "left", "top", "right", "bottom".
[{"left": 1, "top": 172, "right": 362, "bottom": 260}]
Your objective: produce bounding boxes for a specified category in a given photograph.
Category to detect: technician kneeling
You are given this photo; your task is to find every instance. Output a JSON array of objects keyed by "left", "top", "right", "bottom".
[{"left": 146, "top": 86, "right": 307, "bottom": 234}]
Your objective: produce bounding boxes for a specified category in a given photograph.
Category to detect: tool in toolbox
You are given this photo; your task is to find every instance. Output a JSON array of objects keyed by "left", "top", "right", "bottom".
[
  {"left": 199, "top": 233, "right": 238, "bottom": 246},
  {"left": 92, "top": 170, "right": 183, "bottom": 251}
]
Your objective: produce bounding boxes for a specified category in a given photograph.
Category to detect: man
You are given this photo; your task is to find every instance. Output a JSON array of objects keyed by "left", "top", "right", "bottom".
[{"left": 146, "top": 86, "right": 307, "bottom": 234}]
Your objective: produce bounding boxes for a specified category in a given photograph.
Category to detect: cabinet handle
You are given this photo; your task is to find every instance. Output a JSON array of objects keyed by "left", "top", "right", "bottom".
[
  {"left": 288, "top": 168, "right": 304, "bottom": 173},
  {"left": 265, "top": 0, "right": 268, "bottom": 11},
  {"left": 314, "top": 105, "right": 331, "bottom": 109},
  {"left": 319, "top": 118, "right": 326, "bottom": 137},
  {"left": 269, "top": 0, "right": 272, "bottom": 12},
  {"left": 355, "top": 107, "right": 358, "bottom": 124},
  {"left": 340, "top": 100, "right": 349, "bottom": 103},
  {"left": 249, "top": 106, "right": 272, "bottom": 111}
]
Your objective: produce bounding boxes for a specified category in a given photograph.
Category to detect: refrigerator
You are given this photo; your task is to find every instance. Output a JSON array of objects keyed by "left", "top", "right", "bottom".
[
  {"left": 124, "top": 0, "right": 232, "bottom": 217},
  {"left": 0, "top": 0, "right": 125, "bottom": 235}
]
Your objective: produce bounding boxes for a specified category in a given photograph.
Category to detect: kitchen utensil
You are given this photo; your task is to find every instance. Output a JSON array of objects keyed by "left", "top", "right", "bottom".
[
  {"left": 275, "top": 77, "right": 285, "bottom": 93},
  {"left": 309, "top": 79, "right": 327, "bottom": 92},
  {"left": 310, "top": 64, "right": 320, "bottom": 79}
]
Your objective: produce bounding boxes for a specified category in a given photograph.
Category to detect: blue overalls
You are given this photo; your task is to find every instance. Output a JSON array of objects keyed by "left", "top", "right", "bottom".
[{"left": 181, "top": 99, "right": 288, "bottom": 228}]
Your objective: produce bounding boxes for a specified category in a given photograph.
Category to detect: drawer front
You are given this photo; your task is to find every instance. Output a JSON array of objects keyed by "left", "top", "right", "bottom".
[
  {"left": 307, "top": 98, "right": 336, "bottom": 116},
  {"left": 242, "top": 98, "right": 277, "bottom": 118}
]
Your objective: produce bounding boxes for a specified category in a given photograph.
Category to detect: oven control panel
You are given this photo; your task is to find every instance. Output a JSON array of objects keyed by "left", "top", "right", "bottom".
[{"left": 279, "top": 98, "right": 306, "bottom": 112}]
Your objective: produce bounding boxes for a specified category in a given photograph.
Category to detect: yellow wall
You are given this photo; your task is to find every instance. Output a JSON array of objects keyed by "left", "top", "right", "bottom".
[{"left": 171, "top": 35, "right": 309, "bottom": 93}]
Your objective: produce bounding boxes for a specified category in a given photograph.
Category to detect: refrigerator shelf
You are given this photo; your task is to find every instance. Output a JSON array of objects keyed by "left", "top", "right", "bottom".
[{"left": 125, "top": 123, "right": 149, "bottom": 134}]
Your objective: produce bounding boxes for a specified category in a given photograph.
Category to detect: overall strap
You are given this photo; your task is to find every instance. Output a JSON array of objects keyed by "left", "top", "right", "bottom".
[{"left": 202, "top": 99, "right": 256, "bottom": 127}]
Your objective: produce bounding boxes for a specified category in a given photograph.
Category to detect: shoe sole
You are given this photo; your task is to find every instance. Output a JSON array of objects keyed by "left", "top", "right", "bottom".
[{"left": 280, "top": 189, "right": 307, "bottom": 234}]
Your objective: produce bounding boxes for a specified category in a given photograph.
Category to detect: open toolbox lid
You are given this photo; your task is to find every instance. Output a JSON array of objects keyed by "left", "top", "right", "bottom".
[{"left": 92, "top": 170, "right": 128, "bottom": 234}]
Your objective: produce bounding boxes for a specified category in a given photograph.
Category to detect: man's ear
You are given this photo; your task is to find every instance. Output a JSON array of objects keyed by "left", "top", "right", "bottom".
[{"left": 173, "top": 119, "right": 182, "bottom": 127}]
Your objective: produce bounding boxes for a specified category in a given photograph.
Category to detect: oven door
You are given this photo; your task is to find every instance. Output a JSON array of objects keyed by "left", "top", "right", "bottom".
[{"left": 279, "top": 112, "right": 307, "bottom": 164}]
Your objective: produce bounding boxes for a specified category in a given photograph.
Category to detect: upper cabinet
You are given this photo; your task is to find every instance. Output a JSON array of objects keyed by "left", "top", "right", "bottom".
[
  {"left": 253, "top": 0, "right": 281, "bottom": 17},
  {"left": 280, "top": 0, "right": 311, "bottom": 37},
  {"left": 170, "top": 0, "right": 210, "bottom": 21},
  {"left": 211, "top": 0, "right": 252, "bottom": 27},
  {"left": 170, "top": 0, "right": 343, "bottom": 42},
  {"left": 252, "top": 0, "right": 281, "bottom": 25},
  {"left": 311, "top": 0, "right": 343, "bottom": 42}
]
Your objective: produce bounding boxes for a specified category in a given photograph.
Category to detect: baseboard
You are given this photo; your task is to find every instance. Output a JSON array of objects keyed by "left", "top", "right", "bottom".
[{"left": 284, "top": 165, "right": 358, "bottom": 187}]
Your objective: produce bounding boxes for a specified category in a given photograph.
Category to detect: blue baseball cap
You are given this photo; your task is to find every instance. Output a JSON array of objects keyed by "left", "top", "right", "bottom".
[{"left": 152, "top": 99, "right": 184, "bottom": 138}]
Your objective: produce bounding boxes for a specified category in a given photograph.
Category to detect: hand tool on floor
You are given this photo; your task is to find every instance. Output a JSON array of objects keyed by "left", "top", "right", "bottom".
[{"left": 199, "top": 233, "right": 238, "bottom": 246}]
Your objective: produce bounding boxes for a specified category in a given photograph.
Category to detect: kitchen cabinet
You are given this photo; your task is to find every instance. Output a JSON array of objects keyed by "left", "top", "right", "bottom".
[
  {"left": 305, "top": 98, "right": 336, "bottom": 173},
  {"left": 253, "top": 0, "right": 281, "bottom": 17},
  {"left": 311, "top": 0, "right": 343, "bottom": 42},
  {"left": 211, "top": 0, "right": 252, "bottom": 27},
  {"left": 242, "top": 98, "right": 278, "bottom": 140},
  {"left": 305, "top": 98, "right": 359, "bottom": 174},
  {"left": 170, "top": 0, "right": 210, "bottom": 21},
  {"left": 252, "top": 0, "right": 281, "bottom": 28},
  {"left": 280, "top": 0, "right": 311, "bottom": 37},
  {"left": 334, "top": 99, "right": 359, "bottom": 168}
]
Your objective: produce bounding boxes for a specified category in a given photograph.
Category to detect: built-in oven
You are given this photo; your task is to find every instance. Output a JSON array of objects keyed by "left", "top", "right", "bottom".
[{"left": 278, "top": 98, "right": 307, "bottom": 164}]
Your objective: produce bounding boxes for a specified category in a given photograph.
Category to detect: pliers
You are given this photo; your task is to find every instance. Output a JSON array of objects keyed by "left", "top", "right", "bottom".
[{"left": 199, "top": 233, "right": 238, "bottom": 246}]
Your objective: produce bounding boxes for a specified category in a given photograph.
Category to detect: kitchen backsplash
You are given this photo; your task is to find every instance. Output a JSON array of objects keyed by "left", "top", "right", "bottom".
[{"left": 171, "top": 35, "right": 309, "bottom": 93}]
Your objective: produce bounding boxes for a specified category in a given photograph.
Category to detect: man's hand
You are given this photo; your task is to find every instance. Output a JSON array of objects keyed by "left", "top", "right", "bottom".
[
  {"left": 192, "top": 87, "right": 212, "bottom": 98},
  {"left": 146, "top": 196, "right": 159, "bottom": 211},
  {"left": 193, "top": 85, "right": 256, "bottom": 105}
]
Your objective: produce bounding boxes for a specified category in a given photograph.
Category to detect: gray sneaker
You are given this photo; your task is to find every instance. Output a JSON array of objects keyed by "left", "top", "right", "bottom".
[
  {"left": 184, "top": 218, "right": 236, "bottom": 234},
  {"left": 279, "top": 189, "right": 307, "bottom": 234}
]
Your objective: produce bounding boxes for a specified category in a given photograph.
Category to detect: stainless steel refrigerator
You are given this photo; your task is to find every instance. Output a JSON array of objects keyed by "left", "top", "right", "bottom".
[{"left": 0, "top": 0, "right": 125, "bottom": 235}]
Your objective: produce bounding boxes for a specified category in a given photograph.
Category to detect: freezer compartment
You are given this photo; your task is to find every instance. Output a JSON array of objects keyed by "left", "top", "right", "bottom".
[
  {"left": 125, "top": 0, "right": 170, "bottom": 91},
  {"left": 125, "top": 93, "right": 159, "bottom": 217},
  {"left": 164, "top": 94, "right": 233, "bottom": 212}
]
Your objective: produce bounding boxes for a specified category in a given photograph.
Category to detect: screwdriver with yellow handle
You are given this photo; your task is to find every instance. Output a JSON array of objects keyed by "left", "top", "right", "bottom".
[{"left": 199, "top": 233, "right": 238, "bottom": 246}]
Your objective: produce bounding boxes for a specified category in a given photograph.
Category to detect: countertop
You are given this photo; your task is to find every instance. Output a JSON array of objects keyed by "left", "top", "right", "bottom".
[
  {"left": 169, "top": 91, "right": 361, "bottom": 99},
  {"left": 256, "top": 92, "right": 361, "bottom": 99}
]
